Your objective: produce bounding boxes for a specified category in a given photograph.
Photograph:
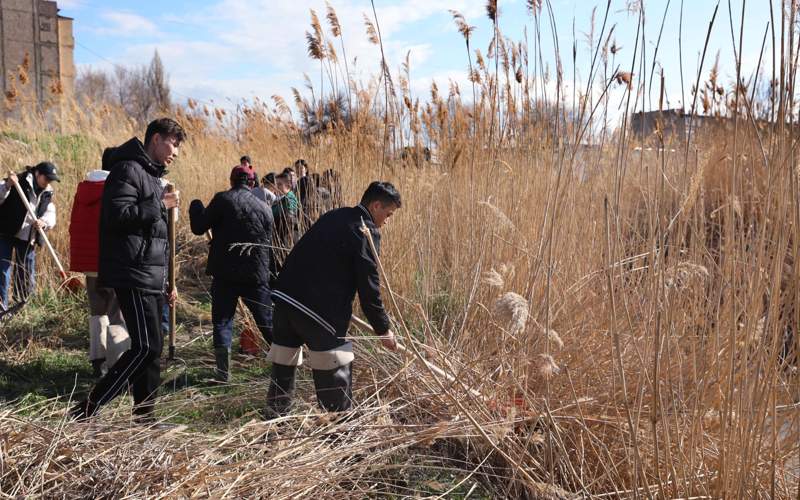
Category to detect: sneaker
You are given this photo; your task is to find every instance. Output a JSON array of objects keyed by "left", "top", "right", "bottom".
[{"left": 69, "top": 399, "right": 97, "bottom": 422}]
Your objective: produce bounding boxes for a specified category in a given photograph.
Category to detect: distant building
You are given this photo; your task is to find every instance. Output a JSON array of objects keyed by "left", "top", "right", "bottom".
[
  {"left": 0, "top": 0, "right": 74, "bottom": 106},
  {"left": 630, "top": 108, "right": 790, "bottom": 145}
]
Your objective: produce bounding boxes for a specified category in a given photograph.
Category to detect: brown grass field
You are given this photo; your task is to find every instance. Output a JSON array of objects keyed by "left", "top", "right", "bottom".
[{"left": 0, "top": 1, "right": 799, "bottom": 498}]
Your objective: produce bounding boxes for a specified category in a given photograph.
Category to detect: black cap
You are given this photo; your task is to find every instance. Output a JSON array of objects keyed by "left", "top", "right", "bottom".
[{"left": 34, "top": 162, "right": 60, "bottom": 182}]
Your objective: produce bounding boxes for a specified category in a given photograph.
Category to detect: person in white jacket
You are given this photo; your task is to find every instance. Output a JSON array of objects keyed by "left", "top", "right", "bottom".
[{"left": 0, "top": 162, "right": 58, "bottom": 309}]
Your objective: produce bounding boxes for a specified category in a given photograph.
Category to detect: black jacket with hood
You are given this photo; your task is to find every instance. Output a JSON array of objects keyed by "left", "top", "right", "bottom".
[
  {"left": 188, "top": 185, "right": 274, "bottom": 286},
  {"left": 273, "top": 204, "right": 391, "bottom": 337},
  {"left": 98, "top": 138, "right": 169, "bottom": 293}
]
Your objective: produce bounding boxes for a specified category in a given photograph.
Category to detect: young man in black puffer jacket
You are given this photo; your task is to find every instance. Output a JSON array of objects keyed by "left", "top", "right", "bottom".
[
  {"left": 72, "top": 118, "right": 185, "bottom": 422},
  {"left": 266, "top": 181, "right": 400, "bottom": 417},
  {"left": 188, "top": 165, "right": 274, "bottom": 382}
]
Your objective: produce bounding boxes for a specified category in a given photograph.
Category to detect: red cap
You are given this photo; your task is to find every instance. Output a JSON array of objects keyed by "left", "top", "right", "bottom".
[{"left": 230, "top": 165, "right": 256, "bottom": 184}]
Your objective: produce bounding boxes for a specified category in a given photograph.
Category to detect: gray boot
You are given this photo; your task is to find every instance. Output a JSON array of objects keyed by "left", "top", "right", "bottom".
[
  {"left": 312, "top": 363, "right": 353, "bottom": 412},
  {"left": 265, "top": 363, "right": 296, "bottom": 419},
  {"left": 214, "top": 346, "right": 231, "bottom": 382}
]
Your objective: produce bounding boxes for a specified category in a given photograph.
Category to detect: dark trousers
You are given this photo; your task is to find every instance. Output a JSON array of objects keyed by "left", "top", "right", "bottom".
[
  {"left": 0, "top": 235, "right": 35, "bottom": 309},
  {"left": 88, "top": 288, "right": 164, "bottom": 416},
  {"left": 211, "top": 279, "right": 273, "bottom": 348}
]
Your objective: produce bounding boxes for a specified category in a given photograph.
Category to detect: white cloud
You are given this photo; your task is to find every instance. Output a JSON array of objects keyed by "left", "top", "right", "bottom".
[
  {"left": 80, "top": 0, "right": 523, "bottom": 110},
  {"left": 96, "top": 11, "right": 159, "bottom": 37}
]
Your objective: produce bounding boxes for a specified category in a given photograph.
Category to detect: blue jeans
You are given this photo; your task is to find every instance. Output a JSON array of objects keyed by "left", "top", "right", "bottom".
[
  {"left": 0, "top": 235, "right": 35, "bottom": 309},
  {"left": 211, "top": 279, "right": 273, "bottom": 349}
]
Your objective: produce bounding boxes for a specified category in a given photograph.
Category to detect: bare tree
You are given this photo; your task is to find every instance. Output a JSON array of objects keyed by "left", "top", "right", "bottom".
[
  {"left": 147, "top": 50, "right": 171, "bottom": 112},
  {"left": 73, "top": 51, "right": 173, "bottom": 124},
  {"left": 74, "top": 67, "right": 113, "bottom": 104}
]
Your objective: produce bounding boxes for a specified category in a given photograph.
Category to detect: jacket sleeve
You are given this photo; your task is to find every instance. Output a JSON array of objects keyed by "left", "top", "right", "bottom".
[
  {"left": 102, "top": 163, "right": 162, "bottom": 231},
  {"left": 353, "top": 225, "right": 391, "bottom": 335},
  {"left": 41, "top": 196, "right": 56, "bottom": 230},
  {"left": 188, "top": 199, "right": 209, "bottom": 235},
  {"left": 0, "top": 179, "right": 9, "bottom": 205},
  {"left": 190, "top": 194, "right": 224, "bottom": 237}
]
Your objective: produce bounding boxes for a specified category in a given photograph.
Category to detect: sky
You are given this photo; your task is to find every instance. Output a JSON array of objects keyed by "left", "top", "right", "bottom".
[{"left": 59, "top": 0, "right": 775, "bottom": 121}]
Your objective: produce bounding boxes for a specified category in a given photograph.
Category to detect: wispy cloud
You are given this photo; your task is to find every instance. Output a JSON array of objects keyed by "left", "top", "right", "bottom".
[
  {"left": 71, "top": 0, "right": 519, "bottom": 106},
  {"left": 95, "top": 11, "right": 159, "bottom": 37}
]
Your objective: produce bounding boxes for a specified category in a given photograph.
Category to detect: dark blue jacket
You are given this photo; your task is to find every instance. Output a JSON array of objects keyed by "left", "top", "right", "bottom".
[
  {"left": 273, "top": 205, "right": 390, "bottom": 336},
  {"left": 189, "top": 185, "right": 273, "bottom": 286}
]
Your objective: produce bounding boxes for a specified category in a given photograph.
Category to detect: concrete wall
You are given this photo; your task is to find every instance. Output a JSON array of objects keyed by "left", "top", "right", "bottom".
[
  {"left": 0, "top": 0, "right": 74, "bottom": 106},
  {"left": 57, "top": 15, "right": 73, "bottom": 96}
]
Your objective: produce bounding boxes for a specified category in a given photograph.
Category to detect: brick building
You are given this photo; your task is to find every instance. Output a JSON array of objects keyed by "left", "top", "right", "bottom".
[{"left": 0, "top": 0, "right": 74, "bottom": 105}]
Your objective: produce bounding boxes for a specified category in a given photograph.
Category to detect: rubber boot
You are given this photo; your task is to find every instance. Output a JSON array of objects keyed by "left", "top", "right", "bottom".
[
  {"left": 265, "top": 363, "right": 296, "bottom": 419},
  {"left": 91, "top": 359, "right": 105, "bottom": 378},
  {"left": 214, "top": 346, "right": 232, "bottom": 382},
  {"left": 88, "top": 315, "right": 107, "bottom": 376},
  {"left": 312, "top": 363, "right": 353, "bottom": 412}
]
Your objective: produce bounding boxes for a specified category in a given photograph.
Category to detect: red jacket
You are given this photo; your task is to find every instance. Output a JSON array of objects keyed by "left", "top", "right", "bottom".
[{"left": 69, "top": 179, "right": 105, "bottom": 273}]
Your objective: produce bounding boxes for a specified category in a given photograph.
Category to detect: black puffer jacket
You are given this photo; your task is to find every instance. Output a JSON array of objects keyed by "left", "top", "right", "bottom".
[
  {"left": 189, "top": 185, "right": 273, "bottom": 286},
  {"left": 273, "top": 204, "right": 390, "bottom": 337},
  {"left": 98, "top": 138, "right": 169, "bottom": 293}
]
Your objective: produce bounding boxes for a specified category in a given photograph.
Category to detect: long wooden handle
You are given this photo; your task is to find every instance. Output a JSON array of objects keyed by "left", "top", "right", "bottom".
[
  {"left": 6, "top": 171, "right": 66, "bottom": 276},
  {"left": 166, "top": 183, "right": 177, "bottom": 360}
]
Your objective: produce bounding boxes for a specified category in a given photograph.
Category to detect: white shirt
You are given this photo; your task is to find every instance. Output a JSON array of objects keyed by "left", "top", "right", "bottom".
[
  {"left": 252, "top": 186, "right": 278, "bottom": 206},
  {"left": 0, "top": 172, "right": 56, "bottom": 243}
]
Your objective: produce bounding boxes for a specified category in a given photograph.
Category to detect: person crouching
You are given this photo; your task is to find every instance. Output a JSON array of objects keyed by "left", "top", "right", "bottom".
[{"left": 189, "top": 166, "right": 275, "bottom": 382}]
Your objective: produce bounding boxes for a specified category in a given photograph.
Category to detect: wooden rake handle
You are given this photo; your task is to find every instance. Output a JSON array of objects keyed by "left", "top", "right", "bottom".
[{"left": 166, "top": 183, "right": 177, "bottom": 360}]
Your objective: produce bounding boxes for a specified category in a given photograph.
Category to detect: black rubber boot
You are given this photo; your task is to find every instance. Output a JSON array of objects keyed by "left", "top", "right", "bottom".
[
  {"left": 265, "top": 363, "right": 296, "bottom": 419},
  {"left": 312, "top": 363, "right": 353, "bottom": 412},
  {"left": 214, "top": 346, "right": 231, "bottom": 382}
]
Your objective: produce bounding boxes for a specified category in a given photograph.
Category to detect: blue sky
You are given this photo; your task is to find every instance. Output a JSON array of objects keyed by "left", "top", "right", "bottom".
[{"left": 59, "top": 0, "right": 773, "bottom": 120}]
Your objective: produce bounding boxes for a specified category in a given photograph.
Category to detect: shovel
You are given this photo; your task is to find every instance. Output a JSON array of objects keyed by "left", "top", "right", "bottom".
[{"left": 6, "top": 171, "right": 83, "bottom": 293}]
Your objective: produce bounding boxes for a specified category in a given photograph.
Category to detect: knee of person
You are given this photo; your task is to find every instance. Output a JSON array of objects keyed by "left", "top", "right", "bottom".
[{"left": 131, "top": 343, "right": 160, "bottom": 361}]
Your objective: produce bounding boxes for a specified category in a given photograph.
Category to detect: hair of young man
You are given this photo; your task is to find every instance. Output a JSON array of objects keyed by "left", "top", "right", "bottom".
[
  {"left": 144, "top": 118, "right": 186, "bottom": 146},
  {"left": 276, "top": 172, "right": 291, "bottom": 184},
  {"left": 282, "top": 167, "right": 295, "bottom": 175},
  {"left": 240, "top": 155, "right": 251, "bottom": 164},
  {"left": 360, "top": 181, "right": 402, "bottom": 208},
  {"left": 263, "top": 172, "right": 276, "bottom": 187}
]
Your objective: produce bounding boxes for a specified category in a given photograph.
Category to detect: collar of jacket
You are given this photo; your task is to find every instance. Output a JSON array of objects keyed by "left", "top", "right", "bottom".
[
  {"left": 357, "top": 203, "right": 374, "bottom": 223},
  {"left": 111, "top": 137, "right": 167, "bottom": 178},
  {"left": 21, "top": 171, "right": 54, "bottom": 197}
]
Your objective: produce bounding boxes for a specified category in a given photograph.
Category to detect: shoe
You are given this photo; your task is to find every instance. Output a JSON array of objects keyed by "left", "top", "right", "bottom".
[
  {"left": 265, "top": 363, "right": 296, "bottom": 419},
  {"left": 214, "top": 346, "right": 231, "bottom": 382},
  {"left": 69, "top": 399, "right": 97, "bottom": 422}
]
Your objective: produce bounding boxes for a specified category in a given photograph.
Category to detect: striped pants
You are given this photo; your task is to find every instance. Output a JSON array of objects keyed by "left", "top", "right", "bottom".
[{"left": 87, "top": 288, "right": 164, "bottom": 416}]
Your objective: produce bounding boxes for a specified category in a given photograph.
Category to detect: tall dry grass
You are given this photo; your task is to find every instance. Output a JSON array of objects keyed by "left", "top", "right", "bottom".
[{"left": 1, "top": 0, "right": 799, "bottom": 497}]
